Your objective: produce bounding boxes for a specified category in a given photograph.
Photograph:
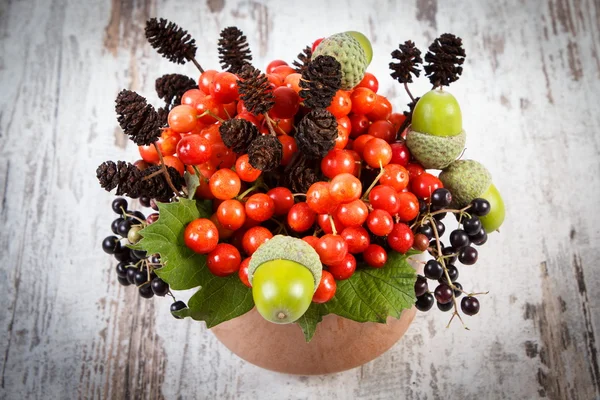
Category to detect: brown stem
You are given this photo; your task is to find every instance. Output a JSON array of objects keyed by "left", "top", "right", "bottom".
[
  {"left": 404, "top": 82, "right": 415, "bottom": 103},
  {"left": 428, "top": 216, "right": 468, "bottom": 330},
  {"left": 190, "top": 57, "right": 204, "bottom": 73},
  {"left": 329, "top": 215, "right": 337, "bottom": 235},
  {"left": 153, "top": 142, "right": 183, "bottom": 198}
]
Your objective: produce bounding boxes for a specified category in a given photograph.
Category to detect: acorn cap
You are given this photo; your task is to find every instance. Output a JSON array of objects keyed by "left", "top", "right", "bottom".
[
  {"left": 406, "top": 129, "right": 466, "bottom": 169},
  {"left": 312, "top": 32, "right": 368, "bottom": 90},
  {"left": 438, "top": 160, "right": 492, "bottom": 207},
  {"left": 248, "top": 235, "right": 323, "bottom": 292}
]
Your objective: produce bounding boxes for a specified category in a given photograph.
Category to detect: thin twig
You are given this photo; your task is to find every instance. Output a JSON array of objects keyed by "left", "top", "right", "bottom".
[
  {"left": 404, "top": 82, "right": 415, "bottom": 103},
  {"left": 153, "top": 142, "right": 184, "bottom": 198},
  {"left": 190, "top": 57, "right": 204, "bottom": 73}
]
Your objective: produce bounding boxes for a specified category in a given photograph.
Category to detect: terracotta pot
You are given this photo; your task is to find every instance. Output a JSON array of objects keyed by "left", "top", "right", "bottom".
[{"left": 211, "top": 306, "right": 417, "bottom": 375}]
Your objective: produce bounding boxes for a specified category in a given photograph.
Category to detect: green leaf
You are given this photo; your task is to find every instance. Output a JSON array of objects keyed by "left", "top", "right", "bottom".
[
  {"left": 326, "top": 252, "right": 417, "bottom": 323},
  {"left": 186, "top": 271, "right": 254, "bottom": 328},
  {"left": 184, "top": 171, "right": 200, "bottom": 200},
  {"left": 296, "top": 303, "right": 328, "bottom": 342},
  {"left": 137, "top": 198, "right": 209, "bottom": 290}
]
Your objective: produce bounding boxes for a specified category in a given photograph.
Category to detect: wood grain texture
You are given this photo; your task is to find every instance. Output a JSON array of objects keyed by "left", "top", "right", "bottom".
[{"left": 1, "top": 0, "right": 599, "bottom": 399}]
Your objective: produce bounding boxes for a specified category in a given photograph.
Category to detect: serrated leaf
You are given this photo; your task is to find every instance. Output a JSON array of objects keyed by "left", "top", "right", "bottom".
[
  {"left": 184, "top": 171, "right": 200, "bottom": 200},
  {"left": 326, "top": 252, "right": 417, "bottom": 323},
  {"left": 296, "top": 303, "right": 328, "bottom": 342},
  {"left": 137, "top": 198, "right": 209, "bottom": 290},
  {"left": 186, "top": 270, "right": 254, "bottom": 328}
]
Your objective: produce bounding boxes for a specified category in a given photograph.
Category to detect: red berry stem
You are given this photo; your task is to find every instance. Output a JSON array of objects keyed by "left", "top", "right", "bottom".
[
  {"left": 263, "top": 113, "right": 279, "bottom": 137},
  {"left": 196, "top": 108, "right": 224, "bottom": 123},
  {"left": 361, "top": 161, "right": 386, "bottom": 201},
  {"left": 328, "top": 215, "right": 338, "bottom": 235},
  {"left": 236, "top": 177, "right": 267, "bottom": 200}
]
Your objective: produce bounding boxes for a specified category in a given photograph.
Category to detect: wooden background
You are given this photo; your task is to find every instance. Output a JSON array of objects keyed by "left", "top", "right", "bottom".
[{"left": 1, "top": 0, "right": 599, "bottom": 398}]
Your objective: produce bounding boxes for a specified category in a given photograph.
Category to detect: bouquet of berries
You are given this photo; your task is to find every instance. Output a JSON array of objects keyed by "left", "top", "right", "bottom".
[{"left": 97, "top": 18, "right": 505, "bottom": 342}]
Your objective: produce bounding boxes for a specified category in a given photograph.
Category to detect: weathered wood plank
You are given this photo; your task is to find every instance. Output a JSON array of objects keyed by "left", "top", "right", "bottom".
[{"left": 0, "top": 0, "right": 599, "bottom": 399}]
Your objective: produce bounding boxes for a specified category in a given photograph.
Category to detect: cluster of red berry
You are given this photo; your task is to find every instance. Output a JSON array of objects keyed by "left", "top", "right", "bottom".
[{"left": 132, "top": 38, "right": 446, "bottom": 307}]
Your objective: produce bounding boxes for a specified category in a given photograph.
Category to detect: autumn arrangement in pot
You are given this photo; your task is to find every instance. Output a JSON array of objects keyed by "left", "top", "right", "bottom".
[{"left": 97, "top": 19, "right": 506, "bottom": 345}]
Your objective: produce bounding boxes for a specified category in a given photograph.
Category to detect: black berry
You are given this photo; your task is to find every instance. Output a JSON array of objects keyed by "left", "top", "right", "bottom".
[
  {"left": 440, "top": 264, "right": 459, "bottom": 283},
  {"left": 117, "top": 276, "right": 131, "bottom": 286},
  {"left": 449, "top": 229, "right": 470, "bottom": 249},
  {"left": 461, "top": 296, "right": 480, "bottom": 315},
  {"left": 115, "top": 262, "right": 129, "bottom": 279},
  {"left": 415, "top": 293, "right": 435, "bottom": 312},
  {"left": 437, "top": 301, "right": 454, "bottom": 312},
  {"left": 458, "top": 246, "right": 478, "bottom": 265},
  {"left": 140, "top": 196, "right": 152, "bottom": 208},
  {"left": 151, "top": 278, "right": 170, "bottom": 296},
  {"left": 132, "top": 249, "right": 147, "bottom": 260},
  {"left": 111, "top": 218, "right": 124, "bottom": 235},
  {"left": 126, "top": 267, "right": 137, "bottom": 284},
  {"left": 139, "top": 283, "right": 154, "bottom": 298},
  {"left": 418, "top": 199, "right": 427, "bottom": 214},
  {"left": 434, "top": 284, "right": 453, "bottom": 304},
  {"left": 414, "top": 275, "right": 428, "bottom": 297},
  {"left": 424, "top": 260, "right": 444, "bottom": 280},
  {"left": 442, "top": 247, "right": 458, "bottom": 264},
  {"left": 431, "top": 188, "right": 452, "bottom": 207},
  {"left": 102, "top": 236, "right": 121, "bottom": 254},
  {"left": 134, "top": 271, "right": 148, "bottom": 286},
  {"left": 171, "top": 301, "right": 187, "bottom": 319},
  {"left": 112, "top": 198, "right": 128, "bottom": 214},
  {"left": 470, "top": 229, "right": 488, "bottom": 246},
  {"left": 128, "top": 211, "right": 146, "bottom": 222},
  {"left": 434, "top": 220, "right": 445, "bottom": 237},
  {"left": 462, "top": 216, "right": 482, "bottom": 235},
  {"left": 117, "top": 219, "right": 133, "bottom": 237},
  {"left": 114, "top": 247, "right": 132, "bottom": 262},
  {"left": 416, "top": 224, "right": 433, "bottom": 240},
  {"left": 453, "top": 282, "right": 463, "bottom": 297},
  {"left": 470, "top": 198, "right": 490, "bottom": 217}
]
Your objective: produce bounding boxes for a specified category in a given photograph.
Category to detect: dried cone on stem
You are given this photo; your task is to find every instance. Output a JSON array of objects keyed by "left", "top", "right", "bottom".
[
  {"left": 299, "top": 55, "right": 342, "bottom": 109},
  {"left": 292, "top": 46, "right": 312, "bottom": 74},
  {"left": 247, "top": 135, "right": 283, "bottom": 172},
  {"left": 145, "top": 18, "right": 197, "bottom": 65},
  {"left": 424, "top": 33, "right": 466, "bottom": 87},
  {"left": 155, "top": 74, "right": 197, "bottom": 106},
  {"left": 237, "top": 65, "right": 275, "bottom": 115},
  {"left": 218, "top": 26, "right": 252, "bottom": 74},
  {"left": 115, "top": 90, "right": 161, "bottom": 146},
  {"left": 219, "top": 118, "right": 260, "bottom": 153},
  {"left": 96, "top": 161, "right": 183, "bottom": 202},
  {"left": 389, "top": 40, "right": 423, "bottom": 84},
  {"left": 96, "top": 161, "right": 142, "bottom": 198},
  {"left": 295, "top": 109, "right": 338, "bottom": 158},
  {"left": 141, "top": 165, "right": 185, "bottom": 202}
]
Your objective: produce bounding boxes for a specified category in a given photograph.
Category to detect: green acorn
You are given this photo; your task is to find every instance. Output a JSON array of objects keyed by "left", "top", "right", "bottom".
[
  {"left": 248, "top": 235, "right": 323, "bottom": 324},
  {"left": 312, "top": 31, "right": 372, "bottom": 90},
  {"left": 406, "top": 89, "right": 466, "bottom": 169},
  {"left": 439, "top": 160, "right": 505, "bottom": 233}
]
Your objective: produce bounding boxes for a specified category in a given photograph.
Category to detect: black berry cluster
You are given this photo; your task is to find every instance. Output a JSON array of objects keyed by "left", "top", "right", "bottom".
[
  {"left": 412, "top": 188, "right": 491, "bottom": 322},
  {"left": 102, "top": 197, "right": 185, "bottom": 315}
]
